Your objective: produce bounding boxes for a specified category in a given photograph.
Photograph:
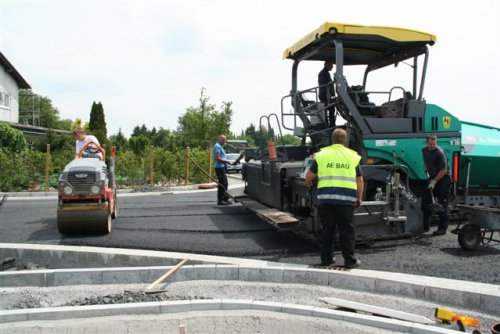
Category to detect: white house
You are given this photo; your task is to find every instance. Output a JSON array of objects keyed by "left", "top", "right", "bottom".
[{"left": 0, "top": 51, "right": 31, "bottom": 123}]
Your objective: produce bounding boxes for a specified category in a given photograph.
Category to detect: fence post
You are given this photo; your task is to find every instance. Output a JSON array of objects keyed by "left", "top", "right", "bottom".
[
  {"left": 207, "top": 144, "right": 212, "bottom": 183},
  {"left": 149, "top": 145, "right": 154, "bottom": 186},
  {"left": 45, "top": 144, "right": 50, "bottom": 192},
  {"left": 30, "top": 160, "right": 35, "bottom": 190},
  {"left": 184, "top": 146, "right": 190, "bottom": 185}
]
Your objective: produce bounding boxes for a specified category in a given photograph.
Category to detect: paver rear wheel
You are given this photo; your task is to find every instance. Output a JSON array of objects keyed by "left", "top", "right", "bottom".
[{"left": 458, "top": 223, "right": 482, "bottom": 251}]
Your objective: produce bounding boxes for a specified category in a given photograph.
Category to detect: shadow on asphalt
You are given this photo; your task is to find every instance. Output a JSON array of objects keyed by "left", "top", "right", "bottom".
[{"left": 440, "top": 246, "right": 500, "bottom": 256}]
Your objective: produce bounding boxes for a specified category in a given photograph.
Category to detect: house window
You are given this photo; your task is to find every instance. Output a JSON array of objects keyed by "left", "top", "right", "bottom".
[{"left": 0, "top": 92, "right": 11, "bottom": 109}]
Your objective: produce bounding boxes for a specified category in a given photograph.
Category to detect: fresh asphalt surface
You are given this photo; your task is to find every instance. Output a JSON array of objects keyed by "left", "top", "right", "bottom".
[
  {"left": 1, "top": 176, "right": 499, "bottom": 284},
  {"left": 0, "top": 190, "right": 316, "bottom": 257}
]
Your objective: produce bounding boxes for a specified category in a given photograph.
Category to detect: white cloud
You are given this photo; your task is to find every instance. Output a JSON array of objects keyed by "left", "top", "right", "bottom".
[{"left": 1, "top": 0, "right": 499, "bottom": 137}]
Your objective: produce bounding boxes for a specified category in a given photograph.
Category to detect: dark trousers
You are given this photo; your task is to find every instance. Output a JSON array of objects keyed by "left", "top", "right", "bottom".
[
  {"left": 319, "top": 97, "right": 336, "bottom": 127},
  {"left": 215, "top": 167, "right": 228, "bottom": 203},
  {"left": 318, "top": 204, "right": 355, "bottom": 263},
  {"left": 421, "top": 178, "right": 450, "bottom": 231}
]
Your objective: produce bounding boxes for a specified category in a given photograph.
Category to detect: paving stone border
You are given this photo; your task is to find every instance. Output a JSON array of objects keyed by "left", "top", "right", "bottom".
[{"left": 1, "top": 243, "right": 499, "bottom": 315}]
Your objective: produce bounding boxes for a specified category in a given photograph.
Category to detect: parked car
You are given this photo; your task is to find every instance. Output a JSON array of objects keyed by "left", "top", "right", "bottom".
[{"left": 226, "top": 153, "right": 244, "bottom": 173}]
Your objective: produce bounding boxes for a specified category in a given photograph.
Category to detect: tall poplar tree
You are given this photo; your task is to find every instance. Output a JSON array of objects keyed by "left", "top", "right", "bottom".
[{"left": 88, "top": 101, "right": 109, "bottom": 147}]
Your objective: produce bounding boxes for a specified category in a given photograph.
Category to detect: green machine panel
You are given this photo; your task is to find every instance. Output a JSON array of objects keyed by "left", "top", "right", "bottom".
[
  {"left": 424, "top": 104, "right": 461, "bottom": 133},
  {"left": 459, "top": 121, "right": 500, "bottom": 188},
  {"left": 363, "top": 136, "right": 461, "bottom": 181}
]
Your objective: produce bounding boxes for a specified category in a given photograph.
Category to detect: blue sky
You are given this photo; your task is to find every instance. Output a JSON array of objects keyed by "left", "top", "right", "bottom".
[{"left": 1, "top": 0, "right": 499, "bottom": 137}]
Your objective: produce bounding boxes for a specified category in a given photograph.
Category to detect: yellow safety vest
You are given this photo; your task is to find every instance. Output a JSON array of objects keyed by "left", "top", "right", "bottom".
[{"left": 315, "top": 144, "right": 361, "bottom": 205}]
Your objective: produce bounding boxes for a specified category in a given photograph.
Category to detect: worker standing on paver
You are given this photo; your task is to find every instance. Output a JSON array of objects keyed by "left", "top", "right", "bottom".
[
  {"left": 318, "top": 61, "right": 336, "bottom": 127},
  {"left": 213, "top": 135, "right": 232, "bottom": 205},
  {"left": 305, "top": 128, "right": 363, "bottom": 268},
  {"left": 421, "top": 134, "right": 450, "bottom": 235}
]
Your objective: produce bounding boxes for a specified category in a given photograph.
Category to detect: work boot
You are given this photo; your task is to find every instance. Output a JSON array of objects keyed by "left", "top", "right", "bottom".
[
  {"left": 344, "top": 258, "right": 361, "bottom": 269},
  {"left": 432, "top": 229, "right": 446, "bottom": 236}
]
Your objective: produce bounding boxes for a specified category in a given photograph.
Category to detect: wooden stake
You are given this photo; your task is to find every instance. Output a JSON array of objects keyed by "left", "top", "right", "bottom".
[
  {"left": 184, "top": 147, "right": 190, "bottom": 185},
  {"left": 149, "top": 145, "right": 154, "bottom": 186},
  {"left": 145, "top": 259, "right": 188, "bottom": 292},
  {"left": 207, "top": 145, "right": 212, "bottom": 183},
  {"left": 45, "top": 144, "right": 50, "bottom": 192}
]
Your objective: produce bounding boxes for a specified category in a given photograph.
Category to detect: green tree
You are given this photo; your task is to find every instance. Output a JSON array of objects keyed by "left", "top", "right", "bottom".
[
  {"left": 19, "top": 90, "right": 67, "bottom": 129},
  {"left": 109, "top": 128, "right": 128, "bottom": 152},
  {"left": 0, "top": 123, "right": 29, "bottom": 152},
  {"left": 177, "top": 88, "right": 233, "bottom": 148},
  {"left": 281, "top": 133, "right": 301, "bottom": 145},
  {"left": 243, "top": 123, "right": 275, "bottom": 149},
  {"left": 128, "top": 135, "right": 150, "bottom": 156},
  {"left": 241, "top": 123, "right": 258, "bottom": 146},
  {"left": 58, "top": 118, "right": 74, "bottom": 131},
  {"left": 115, "top": 150, "right": 144, "bottom": 183},
  {"left": 0, "top": 123, "right": 30, "bottom": 191},
  {"left": 131, "top": 124, "right": 150, "bottom": 138},
  {"left": 0, "top": 150, "right": 31, "bottom": 191},
  {"left": 241, "top": 124, "right": 299, "bottom": 147},
  {"left": 88, "top": 101, "right": 108, "bottom": 146},
  {"left": 34, "top": 129, "right": 73, "bottom": 152},
  {"left": 244, "top": 123, "right": 257, "bottom": 139},
  {"left": 151, "top": 128, "right": 174, "bottom": 149}
]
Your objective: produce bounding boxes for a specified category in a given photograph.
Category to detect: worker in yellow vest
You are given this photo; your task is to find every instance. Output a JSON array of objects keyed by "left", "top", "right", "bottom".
[{"left": 306, "top": 128, "right": 364, "bottom": 268}]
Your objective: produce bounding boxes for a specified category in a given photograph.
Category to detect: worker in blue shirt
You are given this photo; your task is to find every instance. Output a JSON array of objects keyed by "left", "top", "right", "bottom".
[{"left": 213, "top": 135, "right": 232, "bottom": 205}]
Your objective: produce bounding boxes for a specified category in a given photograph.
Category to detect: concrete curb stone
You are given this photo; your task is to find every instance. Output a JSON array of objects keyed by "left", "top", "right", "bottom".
[
  {"left": 0, "top": 299, "right": 465, "bottom": 333},
  {"left": 1, "top": 243, "right": 499, "bottom": 315},
  {"left": 1, "top": 264, "right": 498, "bottom": 315}
]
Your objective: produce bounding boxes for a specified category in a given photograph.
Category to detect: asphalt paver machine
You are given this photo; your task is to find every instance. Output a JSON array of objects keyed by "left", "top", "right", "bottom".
[
  {"left": 237, "top": 22, "right": 500, "bottom": 241},
  {"left": 57, "top": 142, "right": 117, "bottom": 234}
]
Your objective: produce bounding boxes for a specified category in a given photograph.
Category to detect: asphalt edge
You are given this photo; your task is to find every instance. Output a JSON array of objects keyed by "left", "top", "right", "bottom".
[{"left": 2, "top": 183, "right": 244, "bottom": 200}]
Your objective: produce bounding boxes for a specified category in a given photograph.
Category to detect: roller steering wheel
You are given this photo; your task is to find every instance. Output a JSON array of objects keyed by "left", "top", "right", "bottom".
[
  {"left": 85, "top": 143, "right": 100, "bottom": 154},
  {"left": 77, "top": 141, "right": 106, "bottom": 160}
]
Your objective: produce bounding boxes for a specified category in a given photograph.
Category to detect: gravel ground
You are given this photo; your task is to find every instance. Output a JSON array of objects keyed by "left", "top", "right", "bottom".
[
  {"left": 254, "top": 226, "right": 500, "bottom": 285},
  {"left": 0, "top": 257, "right": 46, "bottom": 271},
  {"left": 1, "top": 280, "right": 498, "bottom": 333}
]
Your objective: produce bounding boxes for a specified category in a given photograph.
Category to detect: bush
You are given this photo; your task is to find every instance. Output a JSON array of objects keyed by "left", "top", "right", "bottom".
[
  {"left": 115, "top": 151, "right": 145, "bottom": 184},
  {"left": 0, "top": 150, "right": 30, "bottom": 191},
  {"left": 50, "top": 150, "right": 74, "bottom": 174},
  {"left": 188, "top": 147, "right": 213, "bottom": 184},
  {"left": 149, "top": 148, "right": 183, "bottom": 184},
  {"left": 0, "top": 123, "right": 28, "bottom": 153},
  {"left": 1, "top": 136, "right": 220, "bottom": 190}
]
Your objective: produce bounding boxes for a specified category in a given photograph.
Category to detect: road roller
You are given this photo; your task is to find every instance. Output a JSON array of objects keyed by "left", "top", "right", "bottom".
[{"left": 57, "top": 142, "right": 117, "bottom": 234}]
